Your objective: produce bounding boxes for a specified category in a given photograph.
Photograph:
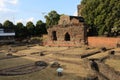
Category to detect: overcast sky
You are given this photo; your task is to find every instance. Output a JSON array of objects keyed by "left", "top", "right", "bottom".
[{"left": 0, "top": 0, "right": 81, "bottom": 25}]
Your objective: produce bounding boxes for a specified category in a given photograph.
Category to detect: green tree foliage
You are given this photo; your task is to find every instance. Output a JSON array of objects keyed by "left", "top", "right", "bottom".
[
  {"left": 36, "top": 20, "right": 43, "bottom": 36},
  {"left": 26, "top": 21, "right": 35, "bottom": 37},
  {"left": 81, "top": 0, "right": 120, "bottom": 36},
  {"left": 15, "top": 22, "right": 28, "bottom": 38},
  {"left": 36, "top": 20, "right": 47, "bottom": 36},
  {"left": 1, "top": 19, "right": 47, "bottom": 39},
  {"left": 36, "top": 20, "right": 43, "bottom": 27},
  {"left": 16, "top": 22, "right": 24, "bottom": 28},
  {"left": 45, "top": 10, "right": 60, "bottom": 28},
  {"left": 3, "top": 20, "right": 15, "bottom": 32},
  {"left": 0, "top": 23, "right": 2, "bottom": 28},
  {"left": 3, "top": 20, "right": 14, "bottom": 29}
]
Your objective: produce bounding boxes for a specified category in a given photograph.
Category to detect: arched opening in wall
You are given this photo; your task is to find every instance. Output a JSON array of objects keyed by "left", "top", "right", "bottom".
[
  {"left": 65, "top": 32, "right": 70, "bottom": 41},
  {"left": 52, "top": 31, "right": 57, "bottom": 41}
]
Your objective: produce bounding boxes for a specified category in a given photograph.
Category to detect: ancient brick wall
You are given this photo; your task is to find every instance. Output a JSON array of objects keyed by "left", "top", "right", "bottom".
[
  {"left": 46, "top": 15, "right": 87, "bottom": 47},
  {"left": 77, "top": 4, "right": 83, "bottom": 16},
  {"left": 58, "top": 15, "right": 71, "bottom": 25},
  {"left": 88, "top": 37, "right": 120, "bottom": 48},
  {"left": 47, "top": 23, "right": 87, "bottom": 47},
  {"left": 44, "top": 36, "right": 120, "bottom": 48}
]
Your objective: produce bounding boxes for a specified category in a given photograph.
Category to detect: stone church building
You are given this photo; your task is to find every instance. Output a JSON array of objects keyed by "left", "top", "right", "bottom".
[{"left": 45, "top": 15, "right": 88, "bottom": 47}]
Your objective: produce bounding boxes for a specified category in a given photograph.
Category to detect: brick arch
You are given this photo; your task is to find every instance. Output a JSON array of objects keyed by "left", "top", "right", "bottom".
[
  {"left": 52, "top": 31, "right": 57, "bottom": 41},
  {"left": 64, "top": 32, "right": 70, "bottom": 41}
]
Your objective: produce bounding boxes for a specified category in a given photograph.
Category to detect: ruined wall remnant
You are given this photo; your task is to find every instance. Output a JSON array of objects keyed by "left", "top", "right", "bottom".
[
  {"left": 88, "top": 37, "right": 120, "bottom": 48},
  {"left": 77, "top": 4, "right": 83, "bottom": 16},
  {"left": 46, "top": 15, "right": 87, "bottom": 47}
]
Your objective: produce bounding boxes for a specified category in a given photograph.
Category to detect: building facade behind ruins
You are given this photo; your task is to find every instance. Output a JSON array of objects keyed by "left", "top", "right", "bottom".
[
  {"left": 45, "top": 15, "right": 88, "bottom": 47},
  {"left": 0, "top": 28, "right": 15, "bottom": 43}
]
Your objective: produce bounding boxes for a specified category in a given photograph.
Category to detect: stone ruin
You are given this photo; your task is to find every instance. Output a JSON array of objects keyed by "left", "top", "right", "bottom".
[{"left": 46, "top": 15, "right": 88, "bottom": 47}]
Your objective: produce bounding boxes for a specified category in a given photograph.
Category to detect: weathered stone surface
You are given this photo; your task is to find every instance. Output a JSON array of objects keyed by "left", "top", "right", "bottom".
[
  {"left": 40, "top": 52, "right": 45, "bottom": 56},
  {"left": 117, "top": 43, "right": 120, "bottom": 48},
  {"left": 6, "top": 53, "right": 12, "bottom": 57},
  {"left": 108, "top": 50, "right": 115, "bottom": 55},
  {"left": 77, "top": 4, "right": 83, "bottom": 16},
  {"left": 47, "top": 15, "right": 87, "bottom": 47},
  {"left": 35, "top": 61, "right": 48, "bottom": 67},
  {"left": 50, "top": 62, "right": 60, "bottom": 68},
  {"left": 100, "top": 47, "right": 107, "bottom": 52}
]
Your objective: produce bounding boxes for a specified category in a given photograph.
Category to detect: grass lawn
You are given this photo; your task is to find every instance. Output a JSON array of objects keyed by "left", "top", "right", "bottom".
[
  {"left": 0, "top": 52, "right": 6, "bottom": 58},
  {"left": 0, "top": 66, "right": 87, "bottom": 80},
  {"left": 0, "top": 45, "right": 120, "bottom": 80},
  {"left": 0, "top": 57, "right": 34, "bottom": 69},
  {"left": 87, "top": 51, "right": 108, "bottom": 59},
  {"left": 105, "top": 59, "right": 120, "bottom": 71}
]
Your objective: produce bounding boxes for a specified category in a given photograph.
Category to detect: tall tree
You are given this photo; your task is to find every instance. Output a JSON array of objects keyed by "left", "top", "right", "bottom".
[
  {"left": 16, "top": 22, "right": 24, "bottom": 28},
  {"left": 15, "top": 22, "right": 26, "bottom": 38},
  {"left": 3, "top": 20, "right": 14, "bottom": 28},
  {"left": 36, "top": 20, "right": 43, "bottom": 27},
  {"left": 80, "top": 0, "right": 120, "bottom": 36},
  {"left": 3, "top": 20, "right": 15, "bottom": 32},
  {"left": 26, "top": 21, "right": 35, "bottom": 37},
  {"left": 45, "top": 10, "right": 60, "bottom": 28},
  {"left": 0, "top": 23, "right": 2, "bottom": 28},
  {"left": 36, "top": 20, "right": 47, "bottom": 36}
]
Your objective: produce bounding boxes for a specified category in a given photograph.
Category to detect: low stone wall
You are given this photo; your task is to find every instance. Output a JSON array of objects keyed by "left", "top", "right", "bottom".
[
  {"left": 43, "top": 40, "right": 84, "bottom": 47},
  {"left": 80, "top": 50, "right": 101, "bottom": 58},
  {"left": 97, "top": 62, "right": 120, "bottom": 80},
  {"left": 88, "top": 37, "right": 120, "bottom": 48},
  {"left": 83, "top": 56, "right": 120, "bottom": 80},
  {"left": 110, "top": 55, "right": 120, "bottom": 60},
  {"left": 43, "top": 35, "right": 120, "bottom": 48}
]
